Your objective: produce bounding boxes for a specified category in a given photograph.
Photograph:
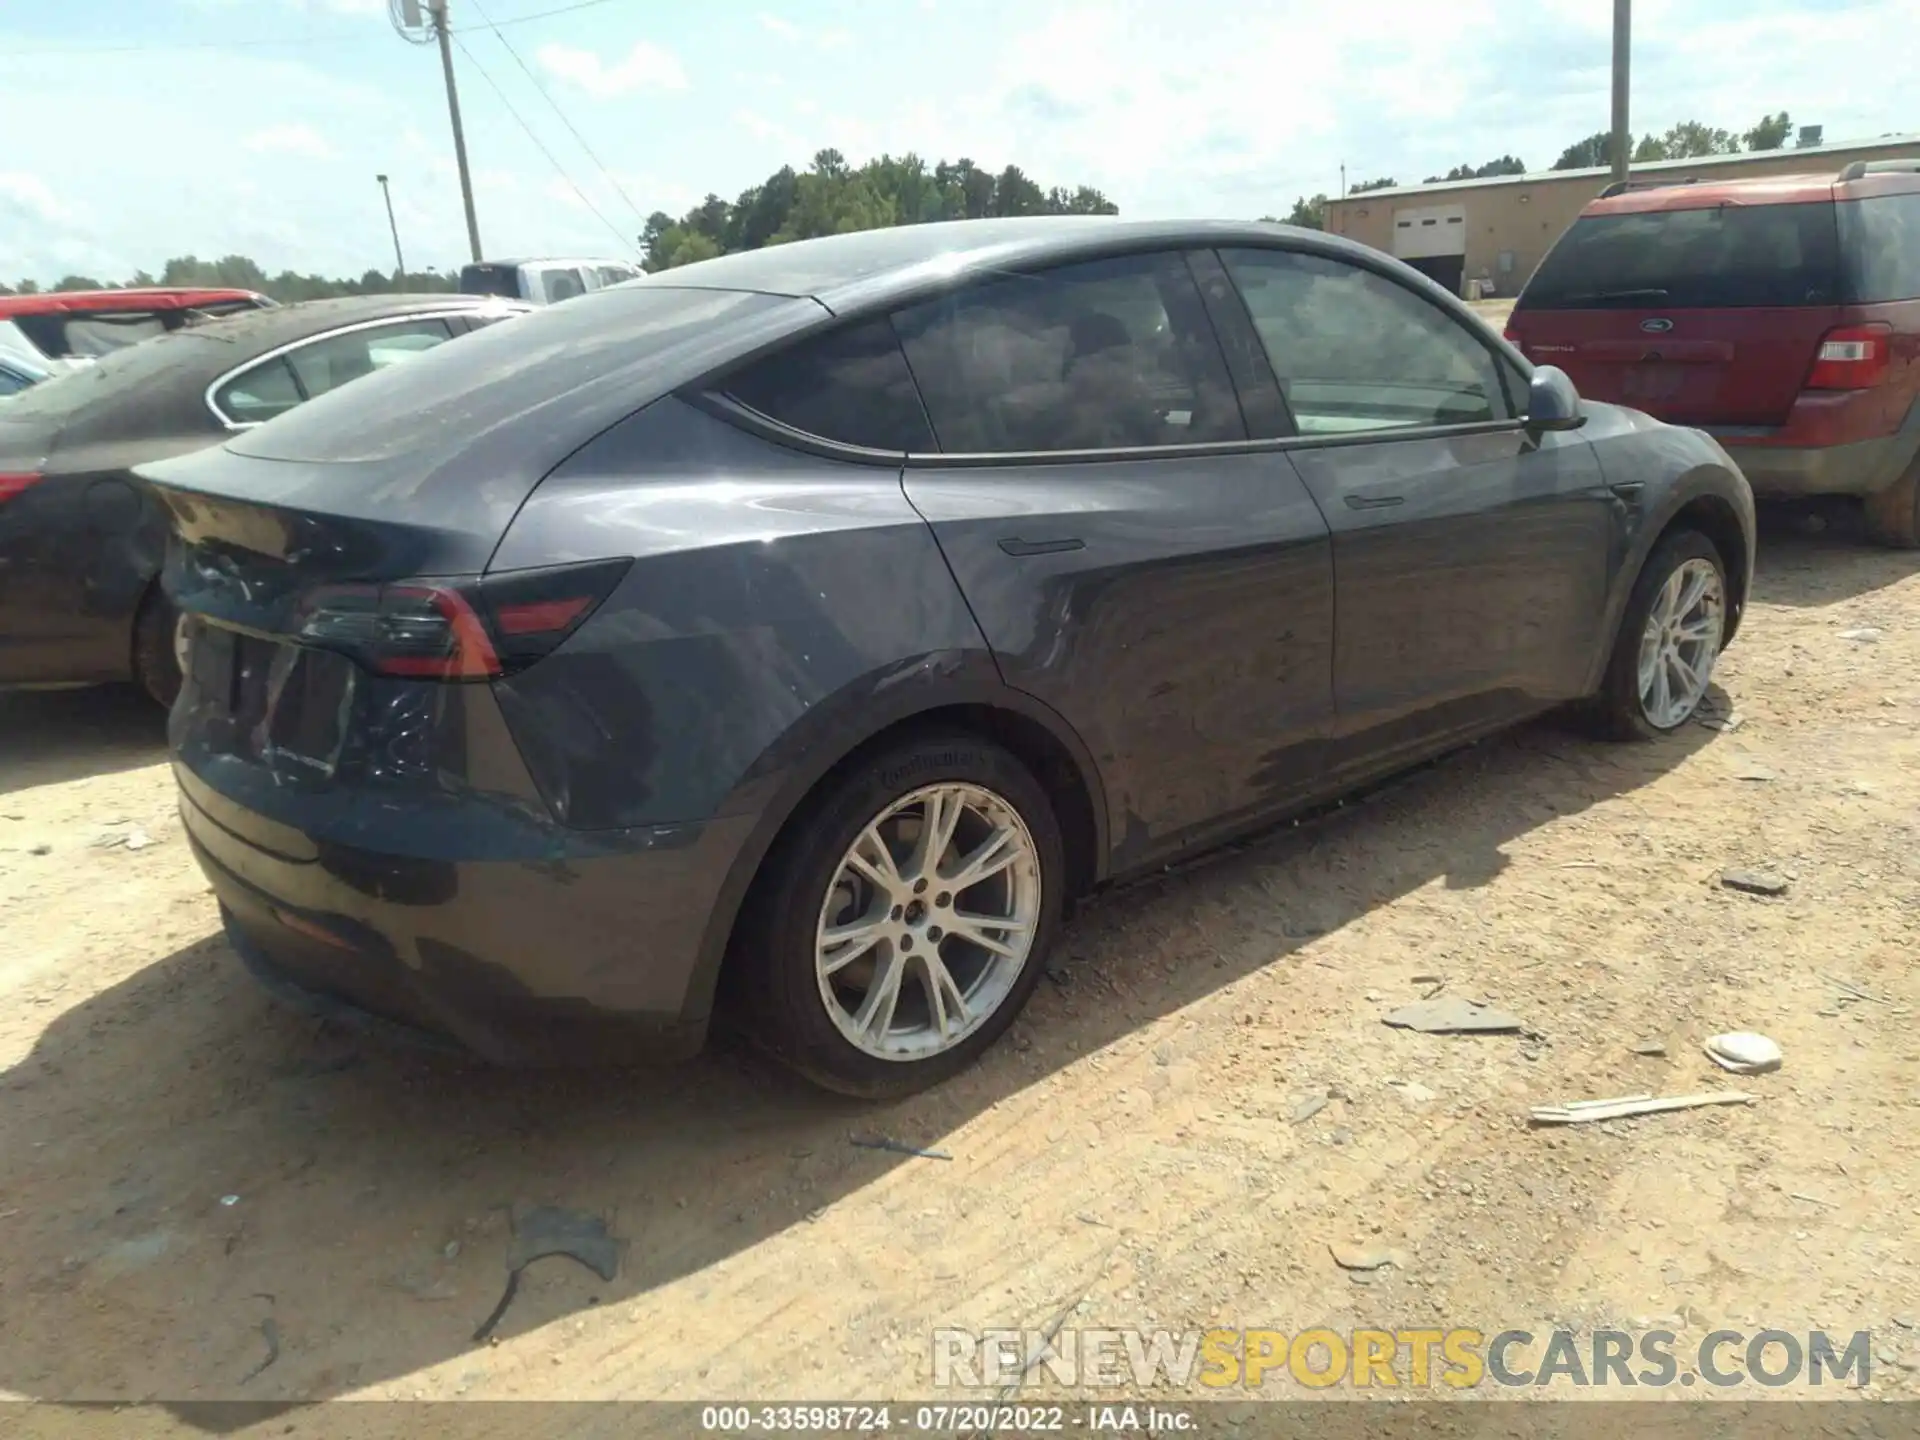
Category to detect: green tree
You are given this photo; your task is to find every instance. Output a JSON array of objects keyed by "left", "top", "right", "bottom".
[
  {"left": 1279, "top": 194, "right": 1328, "bottom": 229},
  {"left": 1637, "top": 120, "right": 1740, "bottom": 162},
  {"left": 1552, "top": 131, "right": 1617, "bottom": 170},
  {"left": 639, "top": 149, "right": 1117, "bottom": 271},
  {"left": 1348, "top": 177, "right": 1398, "bottom": 194},
  {"left": 1744, "top": 111, "right": 1793, "bottom": 151},
  {"left": 1423, "top": 155, "right": 1527, "bottom": 183}
]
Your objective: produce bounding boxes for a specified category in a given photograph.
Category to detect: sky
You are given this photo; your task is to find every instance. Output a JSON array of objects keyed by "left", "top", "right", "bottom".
[{"left": 1, "top": 0, "right": 1915, "bottom": 285}]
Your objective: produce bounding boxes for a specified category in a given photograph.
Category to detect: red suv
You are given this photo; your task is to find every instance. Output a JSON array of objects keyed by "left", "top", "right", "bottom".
[{"left": 1506, "top": 160, "right": 1920, "bottom": 546}]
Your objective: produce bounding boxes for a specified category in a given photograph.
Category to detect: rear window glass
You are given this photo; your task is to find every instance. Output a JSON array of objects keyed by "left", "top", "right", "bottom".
[
  {"left": 14, "top": 310, "right": 170, "bottom": 359},
  {"left": 460, "top": 265, "right": 523, "bottom": 299},
  {"left": 1841, "top": 192, "right": 1920, "bottom": 302},
  {"left": 1521, "top": 201, "right": 1841, "bottom": 310},
  {"left": 721, "top": 318, "right": 934, "bottom": 452},
  {"left": 226, "top": 285, "right": 796, "bottom": 464}
]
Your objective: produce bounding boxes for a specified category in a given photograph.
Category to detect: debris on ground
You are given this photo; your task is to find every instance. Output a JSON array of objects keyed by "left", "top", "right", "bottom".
[
  {"left": 219, "top": 1195, "right": 240, "bottom": 1207},
  {"left": 1530, "top": 1092, "right": 1756, "bottom": 1125},
  {"left": 1839, "top": 628, "right": 1883, "bottom": 643},
  {"left": 1720, "top": 869, "right": 1790, "bottom": 897},
  {"left": 1629, "top": 1041, "right": 1668, "bottom": 1057},
  {"left": 1411, "top": 973, "right": 1447, "bottom": 999},
  {"left": 240, "top": 1295, "right": 279, "bottom": 1384},
  {"left": 1703, "top": 1031, "right": 1784, "bottom": 1075},
  {"left": 1382, "top": 997, "right": 1521, "bottom": 1034},
  {"left": 473, "top": 1206, "right": 620, "bottom": 1345},
  {"left": 1731, "top": 760, "right": 1778, "bottom": 782},
  {"left": 1700, "top": 710, "right": 1745, "bottom": 733},
  {"left": 850, "top": 1135, "right": 953, "bottom": 1160},
  {"left": 1825, "top": 974, "right": 1885, "bottom": 1005},
  {"left": 1291, "top": 1095, "right": 1329, "bottom": 1124},
  {"left": 1329, "top": 1241, "right": 1410, "bottom": 1272}
]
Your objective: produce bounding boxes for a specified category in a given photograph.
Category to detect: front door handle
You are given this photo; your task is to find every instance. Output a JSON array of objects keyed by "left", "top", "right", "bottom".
[
  {"left": 1344, "top": 491, "right": 1405, "bottom": 511},
  {"left": 998, "top": 537, "right": 1085, "bottom": 557},
  {"left": 1609, "top": 481, "right": 1645, "bottom": 499}
]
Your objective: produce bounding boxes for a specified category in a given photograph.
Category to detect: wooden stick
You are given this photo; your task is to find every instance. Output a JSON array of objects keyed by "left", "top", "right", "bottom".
[{"left": 1531, "top": 1091, "right": 1756, "bottom": 1125}]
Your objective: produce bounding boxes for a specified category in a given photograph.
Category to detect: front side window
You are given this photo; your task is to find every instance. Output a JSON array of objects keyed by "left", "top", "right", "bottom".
[
  {"left": 723, "top": 317, "right": 934, "bottom": 452},
  {"left": 214, "top": 318, "right": 455, "bottom": 425},
  {"left": 1220, "top": 248, "right": 1513, "bottom": 433},
  {"left": 891, "top": 250, "right": 1245, "bottom": 454}
]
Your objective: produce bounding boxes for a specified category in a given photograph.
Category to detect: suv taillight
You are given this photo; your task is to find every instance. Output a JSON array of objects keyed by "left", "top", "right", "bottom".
[
  {"left": 0, "top": 472, "right": 43, "bottom": 504},
  {"left": 293, "top": 558, "right": 632, "bottom": 681},
  {"left": 1806, "top": 323, "right": 1892, "bottom": 391}
]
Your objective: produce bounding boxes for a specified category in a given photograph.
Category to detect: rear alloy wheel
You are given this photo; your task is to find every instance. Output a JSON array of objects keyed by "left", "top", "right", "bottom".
[
  {"left": 1594, "top": 530, "right": 1728, "bottom": 740},
  {"left": 1863, "top": 461, "right": 1920, "bottom": 549},
  {"left": 742, "top": 735, "right": 1064, "bottom": 1097}
]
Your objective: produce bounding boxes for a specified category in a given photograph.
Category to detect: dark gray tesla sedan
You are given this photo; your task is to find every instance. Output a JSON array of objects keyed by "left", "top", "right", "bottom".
[{"left": 139, "top": 217, "right": 1755, "bottom": 1097}]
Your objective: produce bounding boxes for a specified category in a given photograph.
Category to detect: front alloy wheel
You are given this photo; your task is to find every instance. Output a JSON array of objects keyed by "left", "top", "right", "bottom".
[
  {"left": 1635, "top": 557, "right": 1724, "bottom": 729},
  {"left": 815, "top": 783, "right": 1041, "bottom": 1062}
]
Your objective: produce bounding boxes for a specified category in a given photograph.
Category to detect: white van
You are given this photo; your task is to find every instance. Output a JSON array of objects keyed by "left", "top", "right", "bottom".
[{"left": 456, "top": 257, "right": 642, "bottom": 306}]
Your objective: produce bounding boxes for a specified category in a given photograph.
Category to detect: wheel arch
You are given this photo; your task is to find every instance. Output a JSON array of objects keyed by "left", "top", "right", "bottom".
[
  {"left": 1584, "top": 469, "right": 1754, "bottom": 695},
  {"left": 681, "top": 676, "right": 1110, "bottom": 1028}
]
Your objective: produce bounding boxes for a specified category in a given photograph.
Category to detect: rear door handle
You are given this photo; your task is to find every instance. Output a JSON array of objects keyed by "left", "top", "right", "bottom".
[
  {"left": 1344, "top": 492, "right": 1405, "bottom": 511},
  {"left": 1609, "top": 481, "right": 1645, "bottom": 499},
  {"left": 998, "top": 537, "right": 1085, "bottom": 557}
]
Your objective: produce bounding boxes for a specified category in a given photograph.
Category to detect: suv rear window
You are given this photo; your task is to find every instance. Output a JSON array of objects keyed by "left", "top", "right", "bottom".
[
  {"left": 1840, "top": 192, "right": 1920, "bottom": 303},
  {"left": 1521, "top": 201, "right": 1842, "bottom": 310},
  {"left": 459, "top": 264, "right": 524, "bottom": 299}
]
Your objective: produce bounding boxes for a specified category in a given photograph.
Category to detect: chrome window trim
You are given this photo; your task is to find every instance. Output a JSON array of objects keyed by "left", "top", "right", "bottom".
[{"left": 204, "top": 304, "right": 531, "bottom": 430}]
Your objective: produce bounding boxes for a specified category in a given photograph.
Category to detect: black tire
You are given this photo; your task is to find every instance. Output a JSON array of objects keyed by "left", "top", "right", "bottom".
[
  {"left": 733, "top": 732, "right": 1066, "bottom": 1099},
  {"left": 132, "top": 589, "right": 183, "bottom": 709},
  {"left": 1592, "top": 529, "right": 1728, "bottom": 742},
  {"left": 1863, "top": 461, "right": 1920, "bottom": 549}
]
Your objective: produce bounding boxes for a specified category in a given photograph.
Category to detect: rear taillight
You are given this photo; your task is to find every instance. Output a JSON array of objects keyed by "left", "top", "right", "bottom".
[
  {"left": 1502, "top": 325, "right": 1525, "bottom": 356},
  {"left": 293, "top": 557, "right": 631, "bottom": 681},
  {"left": 0, "top": 472, "right": 42, "bottom": 504},
  {"left": 1806, "top": 323, "right": 1892, "bottom": 391}
]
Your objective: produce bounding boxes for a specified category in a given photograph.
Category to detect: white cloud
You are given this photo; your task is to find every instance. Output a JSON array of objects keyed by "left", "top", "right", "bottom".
[
  {"left": 759, "top": 12, "right": 800, "bottom": 40},
  {"left": 243, "top": 123, "right": 337, "bottom": 159},
  {"left": 0, "top": 172, "right": 70, "bottom": 223},
  {"left": 536, "top": 40, "right": 688, "bottom": 99}
]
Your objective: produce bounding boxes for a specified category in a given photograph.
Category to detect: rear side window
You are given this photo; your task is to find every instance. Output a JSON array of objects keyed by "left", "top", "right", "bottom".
[
  {"left": 16, "top": 310, "right": 168, "bottom": 359},
  {"left": 723, "top": 318, "right": 934, "bottom": 452},
  {"left": 1521, "top": 201, "right": 1841, "bottom": 310},
  {"left": 1221, "top": 247, "right": 1515, "bottom": 432},
  {"left": 891, "top": 250, "right": 1245, "bottom": 453},
  {"left": 1841, "top": 192, "right": 1920, "bottom": 302},
  {"left": 213, "top": 318, "right": 455, "bottom": 426}
]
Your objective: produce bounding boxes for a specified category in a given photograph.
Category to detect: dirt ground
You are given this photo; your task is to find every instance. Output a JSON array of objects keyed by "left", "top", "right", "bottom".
[{"left": 1, "top": 505, "right": 1917, "bottom": 1414}]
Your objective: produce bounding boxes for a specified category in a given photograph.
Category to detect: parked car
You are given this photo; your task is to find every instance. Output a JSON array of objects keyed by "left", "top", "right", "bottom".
[
  {"left": 0, "top": 287, "right": 275, "bottom": 375},
  {"left": 457, "top": 256, "right": 641, "bottom": 305},
  {"left": 1506, "top": 159, "right": 1920, "bottom": 546},
  {"left": 0, "top": 293, "right": 531, "bottom": 705},
  {"left": 143, "top": 217, "right": 1754, "bottom": 1097},
  {"left": 0, "top": 352, "right": 48, "bottom": 397}
]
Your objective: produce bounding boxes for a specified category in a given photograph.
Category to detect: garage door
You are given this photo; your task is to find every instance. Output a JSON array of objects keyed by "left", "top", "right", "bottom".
[{"left": 1391, "top": 204, "right": 1468, "bottom": 261}]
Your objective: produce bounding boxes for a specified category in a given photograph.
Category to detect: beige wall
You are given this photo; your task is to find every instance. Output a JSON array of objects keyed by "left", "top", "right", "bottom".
[{"left": 1323, "top": 139, "right": 1920, "bottom": 298}]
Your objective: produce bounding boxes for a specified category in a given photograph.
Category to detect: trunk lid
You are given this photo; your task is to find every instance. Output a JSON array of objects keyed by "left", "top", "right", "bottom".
[{"left": 1510, "top": 196, "right": 1843, "bottom": 428}]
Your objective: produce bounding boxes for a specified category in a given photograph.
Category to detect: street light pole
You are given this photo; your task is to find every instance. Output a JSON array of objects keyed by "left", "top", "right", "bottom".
[
  {"left": 1610, "top": 0, "right": 1632, "bottom": 185},
  {"left": 376, "top": 174, "right": 407, "bottom": 280},
  {"left": 428, "top": 0, "right": 483, "bottom": 263}
]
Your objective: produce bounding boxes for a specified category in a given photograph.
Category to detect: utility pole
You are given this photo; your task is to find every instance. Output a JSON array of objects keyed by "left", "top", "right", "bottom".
[
  {"left": 428, "top": 0, "right": 483, "bottom": 263},
  {"left": 1610, "top": 0, "right": 1632, "bottom": 185},
  {"left": 376, "top": 174, "right": 406, "bottom": 280}
]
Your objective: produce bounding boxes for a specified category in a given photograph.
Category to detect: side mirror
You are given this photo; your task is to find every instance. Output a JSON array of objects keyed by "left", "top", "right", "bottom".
[{"left": 1526, "top": 365, "right": 1585, "bottom": 432}]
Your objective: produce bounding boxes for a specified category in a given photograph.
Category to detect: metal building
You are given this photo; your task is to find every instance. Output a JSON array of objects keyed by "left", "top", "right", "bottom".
[{"left": 1322, "top": 130, "right": 1920, "bottom": 299}]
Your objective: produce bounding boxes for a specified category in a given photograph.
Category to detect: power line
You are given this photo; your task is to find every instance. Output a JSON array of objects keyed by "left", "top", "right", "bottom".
[
  {"left": 2, "top": 0, "right": 624, "bottom": 57},
  {"left": 463, "top": 0, "right": 653, "bottom": 228},
  {"left": 448, "top": 31, "right": 637, "bottom": 253}
]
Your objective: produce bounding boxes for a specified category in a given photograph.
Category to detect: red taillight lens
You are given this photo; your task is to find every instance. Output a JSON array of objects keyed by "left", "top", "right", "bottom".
[
  {"left": 296, "top": 582, "right": 501, "bottom": 680},
  {"left": 0, "top": 472, "right": 43, "bottom": 504},
  {"left": 292, "top": 558, "right": 631, "bottom": 681},
  {"left": 1806, "top": 323, "right": 1892, "bottom": 391}
]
